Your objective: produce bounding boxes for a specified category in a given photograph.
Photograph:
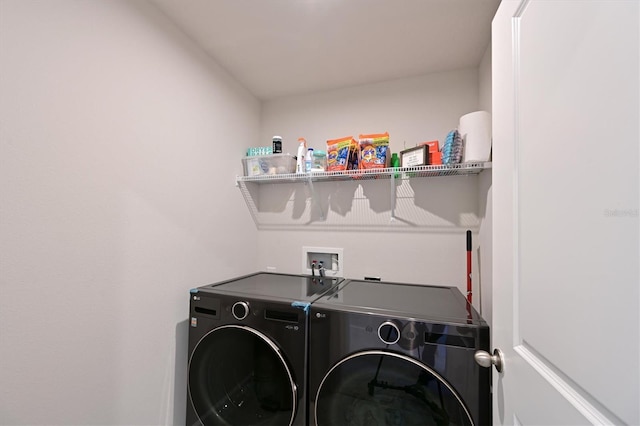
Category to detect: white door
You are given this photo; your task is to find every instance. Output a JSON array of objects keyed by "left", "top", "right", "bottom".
[{"left": 491, "top": 1, "right": 639, "bottom": 425}]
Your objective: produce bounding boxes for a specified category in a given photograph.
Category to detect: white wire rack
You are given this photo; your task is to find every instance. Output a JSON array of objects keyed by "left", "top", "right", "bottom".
[
  {"left": 236, "top": 162, "right": 491, "bottom": 185},
  {"left": 236, "top": 162, "right": 492, "bottom": 229}
]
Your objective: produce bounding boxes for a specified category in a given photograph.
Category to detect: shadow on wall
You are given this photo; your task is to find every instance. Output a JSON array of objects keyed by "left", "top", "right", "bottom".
[
  {"left": 289, "top": 181, "right": 361, "bottom": 221},
  {"left": 174, "top": 320, "right": 189, "bottom": 425},
  {"left": 410, "top": 176, "right": 479, "bottom": 227},
  {"left": 245, "top": 175, "right": 482, "bottom": 230},
  {"left": 313, "top": 181, "right": 359, "bottom": 221}
]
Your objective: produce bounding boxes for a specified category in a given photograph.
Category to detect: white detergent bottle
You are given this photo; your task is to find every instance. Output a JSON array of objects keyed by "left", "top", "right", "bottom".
[
  {"left": 296, "top": 138, "right": 307, "bottom": 173},
  {"left": 305, "top": 148, "right": 314, "bottom": 173}
]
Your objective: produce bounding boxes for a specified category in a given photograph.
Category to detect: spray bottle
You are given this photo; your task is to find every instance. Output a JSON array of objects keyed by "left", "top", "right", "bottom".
[
  {"left": 305, "top": 148, "right": 314, "bottom": 173},
  {"left": 296, "top": 138, "right": 307, "bottom": 174}
]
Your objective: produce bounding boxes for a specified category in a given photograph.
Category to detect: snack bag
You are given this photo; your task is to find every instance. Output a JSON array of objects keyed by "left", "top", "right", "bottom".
[
  {"left": 358, "top": 132, "right": 390, "bottom": 169},
  {"left": 326, "top": 136, "right": 358, "bottom": 172}
]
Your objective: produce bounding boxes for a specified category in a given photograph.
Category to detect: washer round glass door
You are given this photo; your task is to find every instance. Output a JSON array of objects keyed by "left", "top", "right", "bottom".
[
  {"left": 315, "top": 350, "right": 473, "bottom": 426},
  {"left": 188, "top": 325, "right": 297, "bottom": 425}
]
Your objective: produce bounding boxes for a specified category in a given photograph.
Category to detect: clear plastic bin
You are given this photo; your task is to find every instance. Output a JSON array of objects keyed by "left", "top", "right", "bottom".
[{"left": 242, "top": 154, "right": 296, "bottom": 176}]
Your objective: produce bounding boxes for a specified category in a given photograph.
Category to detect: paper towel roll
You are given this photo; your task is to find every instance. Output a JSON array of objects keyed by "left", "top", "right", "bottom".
[{"left": 459, "top": 111, "right": 491, "bottom": 162}]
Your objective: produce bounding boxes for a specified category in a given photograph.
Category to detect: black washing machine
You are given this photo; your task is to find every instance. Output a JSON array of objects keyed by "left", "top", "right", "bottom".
[
  {"left": 186, "top": 272, "right": 342, "bottom": 426},
  {"left": 309, "top": 279, "right": 490, "bottom": 426}
]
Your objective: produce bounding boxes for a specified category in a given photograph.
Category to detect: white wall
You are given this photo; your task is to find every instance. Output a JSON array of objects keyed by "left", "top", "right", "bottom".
[
  {"left": 0, "top": 1, "right": 259, "bottom": 424},
  {"left": 261, "top": 69, "right": 480, "bottom": 155},
  {"left": 479, "top": 44, "right": 493, "bottom": 113},
  {"left": 258, "top": 69, "right": 491, "bottom": 301}
]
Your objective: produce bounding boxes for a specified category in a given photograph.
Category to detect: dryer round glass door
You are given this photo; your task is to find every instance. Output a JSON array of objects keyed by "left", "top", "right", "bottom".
[
  {"left": 188, "top": 325, "right": 297, "bottom": 425},
  {"left": 314, "top": 350, "right": 473, "bottom": 426}
]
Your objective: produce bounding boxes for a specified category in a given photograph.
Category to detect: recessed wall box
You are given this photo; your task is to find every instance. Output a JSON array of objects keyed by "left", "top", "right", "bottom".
[{"left": 302, "top": 246, "right": 343, "bottom": 277}]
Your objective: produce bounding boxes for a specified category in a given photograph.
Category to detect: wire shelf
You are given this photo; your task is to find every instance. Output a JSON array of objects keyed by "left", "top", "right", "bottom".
[{"left": 236, "top": 162, "right": 491, "bottom": 185}]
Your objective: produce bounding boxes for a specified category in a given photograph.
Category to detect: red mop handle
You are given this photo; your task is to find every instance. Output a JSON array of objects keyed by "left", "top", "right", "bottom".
[{"left": 466, "top": 230, "right": 472, "bottom": 305}]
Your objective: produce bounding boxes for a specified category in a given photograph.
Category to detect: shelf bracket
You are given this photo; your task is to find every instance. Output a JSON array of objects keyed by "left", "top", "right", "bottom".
[
  {"left": 390, "top": 172, "right": 397, "bottom": 222},
  {"left": 237, "top": 180, "right": 261, "bottom": 227}
]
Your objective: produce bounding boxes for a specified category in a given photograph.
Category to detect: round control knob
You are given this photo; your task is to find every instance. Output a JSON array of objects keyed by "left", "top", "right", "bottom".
[
  {"left": 232, "top": 301, "right": 250, "bottom": 320},
  {"left": 377, "top": 321, "right": 401, "bottom": 345}
]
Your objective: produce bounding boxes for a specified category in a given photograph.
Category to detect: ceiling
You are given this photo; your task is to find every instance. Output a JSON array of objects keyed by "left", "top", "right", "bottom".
[{"left": 151, "top": 0, "right": 501, "bottom": 101}]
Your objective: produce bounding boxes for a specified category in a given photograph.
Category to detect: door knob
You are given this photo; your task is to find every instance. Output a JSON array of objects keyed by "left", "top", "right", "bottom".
[{"left": 474, "top": 348, "right": 504, "bottom": 373}]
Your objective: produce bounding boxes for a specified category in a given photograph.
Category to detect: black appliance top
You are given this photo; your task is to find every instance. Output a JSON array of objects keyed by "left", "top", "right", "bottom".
[
  {"left": 196, "top": 272, "right": 342, "bottom": 303},
  {"left": 314, "top": 279, "right": 487, "bottom": 326}
]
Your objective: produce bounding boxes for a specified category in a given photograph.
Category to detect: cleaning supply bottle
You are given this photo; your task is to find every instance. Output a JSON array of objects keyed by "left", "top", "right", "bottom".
[
  {"left": 391, "top": 153, "right": 400, "bottom": 178},
  {"left": 272, "top": 135, "right": 282, "bottom": 154},
  {"left": 305, "top": 148, "right": 314, "bottom": 173},
  {"left": 296, "top": 138, "right": 307, "bottom": 173}
]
